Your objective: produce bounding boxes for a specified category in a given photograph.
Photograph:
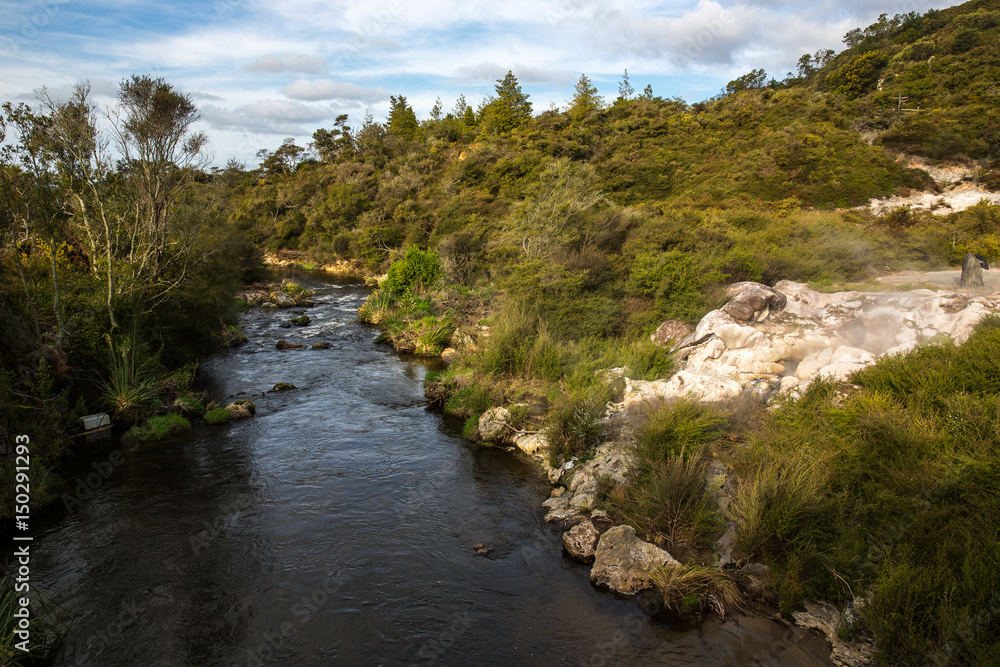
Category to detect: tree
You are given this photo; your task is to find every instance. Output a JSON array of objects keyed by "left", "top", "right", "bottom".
[
  {"left": 641, "top": 84, "right": 654, "bottom": 101},
  {"left": 35, "top": 77, "right": 211, "bottom": 330},
  {"left": 256, "top": 138, "right": 305, "bottom": 176},
  {"left": 570, "top": 74, "right": 604, "bottom": 122},
  {"left": 111, "top": 75, "right": 208, "bottom": 273},
  {"left": 483, "top": 70, "right": 532, "bottom": 133},
  {"left": 311, "top": 114, "right": 352, "bottom": 163},
  {"left": 355, "top": 111, "right": 388, "bottom": 166},
  {"left": 725, "top": 68, "right": 767, "bottom": 95},
  {"left": 430, "top": 98, "right": 443, "bottom": 121},
  {"left": 0, "top": 102, "right": 69, "bottom": 345},
  {"left": 618, "top": 69, "right": 634, "bottom": 102},
  {"left": 387, "top": 95, "right": 420, "bottom": 141}
]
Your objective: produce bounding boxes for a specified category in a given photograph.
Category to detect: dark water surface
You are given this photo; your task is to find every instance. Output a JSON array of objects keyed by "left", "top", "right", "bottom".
[{"left": 21, "top": 271, "right": 830, "bottom": 666}]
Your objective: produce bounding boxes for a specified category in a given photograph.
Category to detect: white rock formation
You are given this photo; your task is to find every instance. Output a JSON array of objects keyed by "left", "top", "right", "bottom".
[{"left": 625, "top": 280, "right": 1000, "bottom": 406}]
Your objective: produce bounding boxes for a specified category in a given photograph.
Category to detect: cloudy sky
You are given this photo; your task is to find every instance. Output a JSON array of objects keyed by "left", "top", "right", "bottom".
[{"left": 0, "top": 0, "right": 959, "bottom": 166}]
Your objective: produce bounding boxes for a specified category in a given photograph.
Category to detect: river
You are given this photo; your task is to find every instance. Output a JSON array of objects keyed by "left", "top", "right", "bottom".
[{"left": 19, "top": 270, "right": 831, "bottom": 666}]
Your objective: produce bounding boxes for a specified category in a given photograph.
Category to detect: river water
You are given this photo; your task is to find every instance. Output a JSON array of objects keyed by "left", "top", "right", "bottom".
[{"left": 20, "top": 271, "right": 831, "bottom": 666}]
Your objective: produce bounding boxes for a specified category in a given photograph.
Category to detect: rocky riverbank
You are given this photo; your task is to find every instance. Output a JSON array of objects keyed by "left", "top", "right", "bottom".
[{"left": 464, "top": 273, "right": 1000, "bottom": 666}]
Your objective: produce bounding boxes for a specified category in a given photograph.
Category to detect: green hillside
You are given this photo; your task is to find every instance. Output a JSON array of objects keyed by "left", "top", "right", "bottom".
[{"left": 4, "top": 0, "right": 1000, "bottom": 663}]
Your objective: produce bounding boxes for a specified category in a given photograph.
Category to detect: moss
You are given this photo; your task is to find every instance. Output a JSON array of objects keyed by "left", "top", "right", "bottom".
[
  {"left": 125, "top": 414, "right": 192, "bottom": 441},
  {"left": 203, "top": 407, "right": 231, "bottom": 425}
]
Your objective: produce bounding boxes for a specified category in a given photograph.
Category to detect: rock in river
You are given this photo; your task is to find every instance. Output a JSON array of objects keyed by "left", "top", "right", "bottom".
[
  {"left": 591, "top": 525, "right": 680, "bottom": 595},
  {"left": 563, "top": 520, "right": 601, "bottom": 563}
]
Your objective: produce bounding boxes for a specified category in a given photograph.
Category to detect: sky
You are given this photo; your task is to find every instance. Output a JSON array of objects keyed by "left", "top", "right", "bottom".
[{"left": 0, "top": 0, "right": 962, "bottom": 167}]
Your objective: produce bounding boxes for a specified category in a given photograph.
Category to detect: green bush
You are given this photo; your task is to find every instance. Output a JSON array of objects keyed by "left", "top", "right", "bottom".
[{"left": 381, "top": 245, "right": 443, "bottom": 296}]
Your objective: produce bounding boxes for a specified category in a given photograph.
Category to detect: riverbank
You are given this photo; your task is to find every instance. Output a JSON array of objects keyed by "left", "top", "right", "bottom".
[
  {"left": 417, "top": 269, "right": 1000, "bottom": 665},
  {"left": 8, "top": 269, "right": 847, "bottom": 666}
]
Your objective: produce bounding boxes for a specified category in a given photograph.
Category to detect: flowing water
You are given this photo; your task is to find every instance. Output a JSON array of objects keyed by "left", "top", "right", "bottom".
[{"left": 15, "top": 271, "right": 832, "bottom": 666}]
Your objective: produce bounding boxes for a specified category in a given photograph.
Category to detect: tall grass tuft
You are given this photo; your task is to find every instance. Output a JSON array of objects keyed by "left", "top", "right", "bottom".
[
  {"left": 730, "top": 455, "right": 830, "bottom": 562},
  {"left": 476, "top": 305, "right": 537, "bottom": 377},
  {"left": 357, "top": 290, "right": 393, "bottom": 325},
  {"left": 651, "top": 564, "right": 745, "bottom": 618},
  {"left": 604, "top": 449, "right": 717, "bottom": 550},
  {"left": 99, "top": 335, "right": 160, "bottom": 427},
  {"left": 633, "top": 398, "right": 728, "bottom": 462},
  {"left": 544, "top": 385, "right": 610, "bottom": 464},
  {"left": 414, "top": 320, "right": 454, "bottom": 356}
]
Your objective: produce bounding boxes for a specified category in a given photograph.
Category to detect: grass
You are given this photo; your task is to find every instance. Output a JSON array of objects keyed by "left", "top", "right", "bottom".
[
  {"left": 0, "top": 579, "right": 63, "bottom": 666},
  {"left": 717, "top": 317, "right": 1000, "bottom": 659},
  {"left": 600, "top": 400, "right": 727, "bottom": 551},
  {"left": 414, "top": 320, "right": 454, "bottom": 356},
  {"left": 174, "top": 395, "right": 205, "bottom": 416},
  {"left": 124, "top": 414, "right": 192, "bottom": 442},
  {"left": 543, "top": 385, "right": 610, "bottom": 464},
  {"left": 99, "top": 338, "right": 160, "bottom": 427},
  {"left": 651, "top": 564, "right": 745, "bottom": 619},
  {"left": 203, "top": 407, "right": 231, "bottom": 425}
]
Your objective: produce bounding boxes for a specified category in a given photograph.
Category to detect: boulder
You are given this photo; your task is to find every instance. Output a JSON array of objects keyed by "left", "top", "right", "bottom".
[
  {"left": 269, "top": 382, "right": 297, "bottom": 392},
  {"left": 477, "top": 406, "right": 512, "bottom": 442},
  {"left": 514, "top": 432, "right": 547, "bottom": 456},
  {"left": 589, "top": 510, "right": 615, "bottom": 534},
  {"left": 224, "top": 401, "right": 255, "bottom": 420},
  {"left": 563, "top": 520, "right": 601, "bottom": 563},
  {"left": 275, "top": 340, "right": 305, "bottom": 350},
  {"left": 542, "top": 496, "right": 587, "bottom": 529},
  {"left": 291, "top": 314, "right": 311, "bottom": 326},
  {"left": 311, "top": 341, "right": 331, "bottom": 350},
  {"left": 722, "top": 282, "right": 787, "bottom": 323},
  {"left": 961, "top": 252, "right": 987, "bottom": 288},
  {"left": 651, "top": 320, "right": 694, "bottom": 348},
  {"left": 591, "top": 525, "right": 680, "bottom": 595},
  {"left": 271, "top": 291, "right": 295, "bottom": 307}
]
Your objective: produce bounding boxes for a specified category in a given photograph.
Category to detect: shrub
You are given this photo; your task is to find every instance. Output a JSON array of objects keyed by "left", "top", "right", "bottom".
[
  {"left": 621, "top": 338, "right": 675, "bottom": 381},
  {"left": 633, "top": 399, "right": 727, "bottom": 462},
  {"left": 381, "top": 245, "right": 443, "bottom": 296}
]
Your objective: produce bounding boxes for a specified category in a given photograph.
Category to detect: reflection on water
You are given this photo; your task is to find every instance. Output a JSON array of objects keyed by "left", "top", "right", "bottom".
[{"left": 17, "top": 271, "right": 831, "bottom": 666}]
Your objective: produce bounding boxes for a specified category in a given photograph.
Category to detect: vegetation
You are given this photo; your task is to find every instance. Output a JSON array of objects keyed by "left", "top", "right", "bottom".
[
  {"left": 124, "top": 414, "right": 192, "bottom": 442},
  {"left": 0, "top": 579, "right": 63, "bottom": 665},
  {"left": 4, "top": 0, "right": 1000, "bottom": 661},
  {"left": 203, "top": 407, "right": 231, "bottom": 425},
  {"left": 1, "top": 76, "right": 263, "bottom": 518}
]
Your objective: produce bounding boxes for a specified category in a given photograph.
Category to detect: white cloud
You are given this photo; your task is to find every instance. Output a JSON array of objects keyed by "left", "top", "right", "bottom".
[
  {"left": 245, "top": 53, "right": 329, "bottom": 75},
  {"left": 281, "top": 79, "right": 388, "bottom": 103},
  {"left": 452, "top": 63, "right": 577, "bottom": 86}
]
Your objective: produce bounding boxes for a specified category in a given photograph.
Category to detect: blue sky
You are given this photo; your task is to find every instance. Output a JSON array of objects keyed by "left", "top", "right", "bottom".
[{"left": 0, "top": 0, "right": 962, "bottom": 166}]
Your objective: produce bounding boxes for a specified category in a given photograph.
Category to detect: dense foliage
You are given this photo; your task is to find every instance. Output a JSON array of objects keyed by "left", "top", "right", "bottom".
[{"left": 4, "top": 0, "right": 1000, "bottom": 662}]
